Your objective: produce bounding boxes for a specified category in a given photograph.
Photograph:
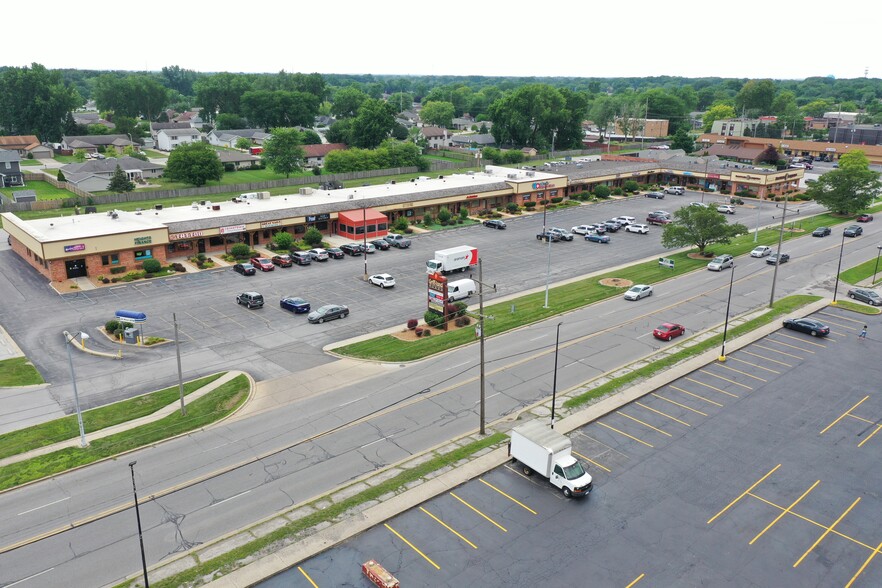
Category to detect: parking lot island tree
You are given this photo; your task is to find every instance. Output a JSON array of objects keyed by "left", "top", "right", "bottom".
[
  {"left": 661, "top": 205, "right": 748, "bottom": 255},
  {"left": 262, "top": 127, "right": 305, "bottom": 178},
  {"left": 803, "top": 150, "right": 882, "bottom": 215},
  {"left": 303, "top": 227, "right": 323, "bottom": 247},
  {"left": 164, "top": 142, "right": 224, "bottom": 187}
]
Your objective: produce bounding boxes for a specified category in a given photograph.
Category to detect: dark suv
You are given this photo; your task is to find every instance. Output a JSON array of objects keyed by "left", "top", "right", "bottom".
[
  {"left": 236, "top": 291, "right": 264, "bottom": 308},
  {"left": 291, "top": 251, "right": 312, "bottom": 265},
  {"left": 844, "top": 225, "right": 863, "bottom": 237}
]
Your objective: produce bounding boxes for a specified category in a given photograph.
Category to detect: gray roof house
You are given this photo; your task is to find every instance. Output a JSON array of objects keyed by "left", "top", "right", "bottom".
[
  {"left": 61, "top": 156, "right": 164, "bottom": 192},
  {"left": 150, "top": 122, "right": 193, "bottom": 140},
  {"left": 450, "top": 133, "right": 496, "bottom": 148},
  {"left": 62, "top": 135, "right": 135, "bottom": 152},
  {"left": 0, "top": 149, "right": 24, "bottom": 188},
  {"left": 217, "top": 150, "right": 260, "bottom": 169},
  {"left": 207, "top": 129, "right": 272, "bottom": 148}
]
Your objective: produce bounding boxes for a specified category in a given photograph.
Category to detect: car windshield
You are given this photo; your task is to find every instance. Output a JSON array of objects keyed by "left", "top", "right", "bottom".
[
  {"left": 712, "top": 257, "right": 725, "bottom": 263},
  {"left": 562, "top": 460, "right": 586, "bottom": 480},
  {"left": 628, "top": 286, "right": 642, "bottom": 293}
]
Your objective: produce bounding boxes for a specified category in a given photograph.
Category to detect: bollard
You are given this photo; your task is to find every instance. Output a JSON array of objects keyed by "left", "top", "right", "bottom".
[{"left": 511, "top": 304, "right": 516, "bottom": 313}]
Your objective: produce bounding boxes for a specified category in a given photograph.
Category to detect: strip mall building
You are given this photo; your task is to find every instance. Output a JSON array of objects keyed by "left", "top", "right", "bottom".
[{"left": 2, "top": 159, "right": 802, "bottom": 282}]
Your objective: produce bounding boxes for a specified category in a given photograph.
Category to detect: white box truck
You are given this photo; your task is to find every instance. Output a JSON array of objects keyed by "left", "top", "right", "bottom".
[
  {"left": 509, "top": 420, "right": 593, "bottom": 498},
  {"left": 426, "top": 246, "right": 478, "bottom": 275}
]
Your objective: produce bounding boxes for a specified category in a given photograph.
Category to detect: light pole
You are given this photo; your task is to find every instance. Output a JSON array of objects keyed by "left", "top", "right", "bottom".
[
  {"left": 768, "top": 195, "right": 789, "bottom": 308},
  {"left": 550, "top": 322, "right": 563, "bottom": 429},
  {"left": 128, "top": 461, "right": 150, "bottom": 588},
  {"left": 832, "top": 230, "right": 847, "bottom": 304},
  {"left": 719, "top": 266, "right": 736, "bottom": 362},
  {"left": 362, "top": 206, "right": 368, "bottom": 281},
  {"left": 173, "top": 313, "right": 186, "bottom": 415},
  {"left": 63, "top": 332, "right": 88, "bottom": 448},
  {"left": 543, "top": 230, "right": 552, "bottom": 309},
  {"left": 873, "top": 245, "right": 882, "bottom": 285},
  {"left": 754, "top": 196, "right": 762, "bottom": 243}
]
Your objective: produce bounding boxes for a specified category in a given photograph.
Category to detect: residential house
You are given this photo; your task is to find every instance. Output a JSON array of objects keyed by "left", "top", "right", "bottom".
[
  {"left": 217, "top": 150, "right": 260, "bottom": 170},
  {"left": 150, "top": 122, "right": 193, "bottom": 142},
  {"left": 207, "top": 128, "right": 271, "bottom": 148},
  {"left": 73, "top": 112, "right": 115, "bottom": 130},
  {"left": 26, "top": 143, "right": 53, "bottom": 159},
  {"left": 62, "top": 134, "right": 136, "bottom": 154},
  {"left": 451, "top": 114, "right": 476, "bottom": 130},
  {"left": 396, "top": 110, "right": 420, "bottom": 127},
  {"left": 155, "top": 128, "right": 202, "bottom": 151},
  {"left": 314, "top": 115, "right": 335, "bottom": 129},
  {"left": 302, "top": 143, "right": 346, "bottom": 168},
  {"left": 420, "top": 127, "right": 451, "bottom": 149},
  {"left": 60, "top": 156, "right": 164, "bottom": 192},
  {"left": 449, "top": 134, "right": 496, "bottom": 149},
  {"left": 0, "top": 135, "right": 42, "bottom": 157},
  {"left": 0, "top": 149, "right": 24, "bottom": 188},
  {"left": 521, "top": 147, "right": 538, "bottom": 158},
  {"left": 173, "top": 110, "right": 205, "bottom": 129}
]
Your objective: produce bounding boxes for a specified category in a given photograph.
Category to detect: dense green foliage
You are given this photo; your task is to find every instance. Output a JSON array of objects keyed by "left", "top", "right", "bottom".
[
  {"left": 661, "top": 205, "right": 748, "bottom": 254},
  {"left": 163, "top": 142, "right": 224, "bottom": 186},
  {"left": 261, "top": 127, "right": 305, "bottom": 178},
  {"left": 804, "top": 151, "right": 882, "bottom": 214}
]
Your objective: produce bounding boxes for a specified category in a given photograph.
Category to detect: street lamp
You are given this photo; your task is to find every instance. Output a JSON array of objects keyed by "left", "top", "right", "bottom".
[
  {"left": 768, "top": 195, "right": 789, "bottom": 308},
  {"left": 832, "top": 230, "right": 847, "bottom": 304},
  {"left": 550, "top": 322, "right": 563, "bottom": 429},
  {"left": 63, "top": 332, "right": 88, "bottom": 448},
  {"left": 719, "top": 266, "right": 736, "bottom": 362},
  {"left": 873, "top": 245, "right": 882, "bottom": 285},
  {"left": 128, "top": 461, "right": 150, "bottom": 588}
]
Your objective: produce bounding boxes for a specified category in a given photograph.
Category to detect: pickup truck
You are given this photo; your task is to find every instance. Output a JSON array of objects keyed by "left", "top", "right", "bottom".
[
  {"left": 646, "top": 214, "right": 672, "bottom": 226},
  {"left": 383, "top": 233, "right": 411, "bottom": 248}
]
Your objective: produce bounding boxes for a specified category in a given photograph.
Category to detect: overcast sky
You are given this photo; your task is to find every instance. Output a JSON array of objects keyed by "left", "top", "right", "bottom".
[{"left": 9, "top": 1, "right": 879, "bottom": 81}]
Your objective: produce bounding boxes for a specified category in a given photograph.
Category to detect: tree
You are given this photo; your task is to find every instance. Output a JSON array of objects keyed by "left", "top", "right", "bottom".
[
  {"left": 194, "top": 73, "right": 253, "bottom": 123},
  {"left": 755, "top": 145, "right": 781, "bottom": 166},
  {"left": 298, "top": 129, "right": 322, "bottom": 145},
  {"left": 107, "top": 165, "right": 135, "bottom": 193},
  {"left": 241, "top": 90, "right": 320, "bottom": 128},
  {"left": 272, "top": 231, "right": 294, "bottom": 251},
  {"left": 349, "top": 99, "right": 396, "bottom": 148},
  {"left": 94, "top": 74, "right": 168, "bottom": 120},
  {"left": 590, "top": 95, "right": 617, "bottom": 141},
  {"left": 420, "top": 101, "right": 456, "bottom": 128},
  {"left": 230, "top": 243, "right": 251, "bottom": 258},
  {"left": 331, "top": 86, "right": 369, "bottom": 118},
  {"left": 804, "top": 151, "right": 882, "bottom": 214},
  {"left": 164, "top": 142, "right": 224, "bottom": 187},
  {"left": 161, "top": 65, "right": 197, "bottom": 95},
  {"left": 235, "top": 137, "right": 252, "bottom": 150},
  {"left": 303, "top": 227, "right": 323, "bottom": 247},
  {"left": 702, "top": 103, "right": 736, "bottom": 132},
  {"left": 262, "top": 127, "right": 305, "bottom": 178},
  {"left": 670, "top": 128, "right": 694, "bottom": 153},
  {"left": 215, "top": 113, "right": 247, "bottom": 130},
  {"left": 735, "top": 79, "right": 776, "bottom": 116},
  {"left": 0, "top": 63, "right": 82, "bottom": 141},
  {"left": 661, "top": 206, "right": 747, "bottom": 255}
]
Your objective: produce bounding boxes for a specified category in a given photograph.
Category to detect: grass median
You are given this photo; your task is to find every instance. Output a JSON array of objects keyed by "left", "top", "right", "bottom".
[
  {"left": 0, "top": 373, "right": 247, "bottom": 491},
  {"left": 0, "top": 357, "right": 44, "bottom": 387}
]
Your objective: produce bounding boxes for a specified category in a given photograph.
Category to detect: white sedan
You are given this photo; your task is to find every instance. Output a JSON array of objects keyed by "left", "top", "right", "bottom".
[
  {"left": 624, "top": 284, "right": 653, "bottom": 301},
  {"left": 368, "top": 273, "right": 396, "bottom": 288}
]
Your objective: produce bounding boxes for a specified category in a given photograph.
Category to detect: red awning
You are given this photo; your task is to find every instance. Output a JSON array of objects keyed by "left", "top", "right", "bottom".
[{"left": 338, "top": 208, "right": 387, "bottom": 224}]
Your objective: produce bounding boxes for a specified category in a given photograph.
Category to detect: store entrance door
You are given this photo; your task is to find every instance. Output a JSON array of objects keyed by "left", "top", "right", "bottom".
[{"left": 65, "top": 258, "right": 87, "bottom": 278}]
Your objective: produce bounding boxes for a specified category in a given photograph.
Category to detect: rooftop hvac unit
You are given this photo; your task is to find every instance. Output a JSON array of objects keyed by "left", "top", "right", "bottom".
[
  {"left": 526, "top": 171, "right": 535, "bottom": 177},
  {"left": 212, "top": 205, "right": 220, "bottom": 211},
  {"left": 111, "top": 212, "right": 118, "bottom": 219},
  {"left": 204, "top": 201, "right": 212, "bottom": 207},
  {"left": 348, "top": 194, "right": 354, "bottom": 199},
  {"left": 507, "top": 173, "right": 517, "bottom": 179},
  {"left": 299, "top": 187, "right": 313, "bottom": 195}
]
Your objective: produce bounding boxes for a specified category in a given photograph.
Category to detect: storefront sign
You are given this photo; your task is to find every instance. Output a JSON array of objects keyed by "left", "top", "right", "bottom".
[
  {"left": 707, "top": 173, "right": 720, "bottom": 180},
  {"left": 260, "top": 220, "right": 283, "bottom": 228},
  {"left": 170, "top": 231, "right": 204, "bottom": 241},
  {"left": 219, "top": 224, "right": 246, "bottom": 235},
  {"left": 427, "top": 274, "right": 447, "bottom": 314},
  {"left": 64, "top": 243, "right": 85, "bottom": 252},
  {"left": 825, "top": 147, "right": 837, "bottom": 152},
  {"left": 466, "top": 194, "right": 478, "bottom": 199},
  {"left": 134, "top": 236, "right": 152, "bottom": 245}
]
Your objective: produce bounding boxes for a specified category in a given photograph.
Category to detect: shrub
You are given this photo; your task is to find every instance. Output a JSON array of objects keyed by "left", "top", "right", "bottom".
[
  {"left": 303, "top": 227, "right": 323, "bottom": 247},
  {"left": 272, "top": 231, "right": 294, "bottom": 251},
  {"left": 407, "top": 318, "right": 418, "bottom": 330},
  {"left": 506, "top": 202, "right": 519, "bottom": 213},
  {"left": 172, "top": 263, "right": 186, "bottom": 272},
  {"left": 423, "top": 329, "right": 431, "bottom": 337},
  {"left": 459, "top": 208, "right": 469, "bottom": 220},
  {"left": 612, "top": 187, "right": 624, "bottom": 196},
  {"left": 102, "top": 278, "right": 110, "bottom": 284},
  {"left": 394, "top": 217, "right": 409, "bottom": 232},
  {"left": 623, "top": 180, "right": 639, "bottom": 193},
  {"left": 524, "top": 201, "right": 537, "bottom": 209},
  {"left": 230, "top": 243, "right": 251, "bottom": 259},
  {"left": 415, "top": 327, "right": 424, "bottom": 337},
  {"left": 422, "top": 213, "right": 434, "bottom": 226},
  {"left": 437, "top": 207, "right": 452, "bottom": 224},
  {"left": 142, "top": 259, "right": 161, "bottom": 274},
  {"left": 551, "top": 197, "right": 563, "bottom": 204},
  {"left": 111, "top": 278, "right": 119, "bottom": 283},
  {"left": 105, "top": 319, "right": 120, "bottom": 333},
  {"left": 424, "top": 310, "right": 444, "bottom": 328},
  {"left": 96, "top": 274, "right": 105, "bottom": 282},
  {"left": 460, "top": 316, "right": 471, "bottom": 325},
  {"left": 404, "top": 227, "right": 414, "bottom": 234},
  {"left": 593, "top": 185, "right": 611, "bottom": 199},
  {"left": 110, "top": 266, "right": 127, "bottom": 274},
  {"left": 454, "top": 301, "right": 468, "bottom": 317}
]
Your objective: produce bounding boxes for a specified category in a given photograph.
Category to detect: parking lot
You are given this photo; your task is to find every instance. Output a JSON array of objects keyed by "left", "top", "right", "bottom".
[{"left": 265, "top": 306, "right": 882, "bottom": 587}]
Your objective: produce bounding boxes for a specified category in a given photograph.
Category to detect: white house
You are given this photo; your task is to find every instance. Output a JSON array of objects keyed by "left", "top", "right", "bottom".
[{"left": 156, "top": 128, "right": 202, "bottom": 151}]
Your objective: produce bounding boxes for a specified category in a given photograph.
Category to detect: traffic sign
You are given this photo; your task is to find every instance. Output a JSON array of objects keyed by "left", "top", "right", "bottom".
[{"left": 659, "top": 257, "right": 675, "bottom": 269}]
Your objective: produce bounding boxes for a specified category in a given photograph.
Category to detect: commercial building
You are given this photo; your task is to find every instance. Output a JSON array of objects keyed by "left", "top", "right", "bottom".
[{"left": 697, "top": 133, "right": 882, "bottom": 164}]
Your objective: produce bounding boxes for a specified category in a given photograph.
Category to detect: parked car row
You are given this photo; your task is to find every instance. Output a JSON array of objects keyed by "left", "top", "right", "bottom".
[{"left": 242, "top": 290, "right": 351, "bottom": 324}]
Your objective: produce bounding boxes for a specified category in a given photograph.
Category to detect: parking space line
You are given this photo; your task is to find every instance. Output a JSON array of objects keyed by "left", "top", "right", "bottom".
[
  {"left": 478, "top": 478, "right": 538, "bottom": 514},
  {"left": 727, "top": 356, "right": 781, "bottom": 374},
  {"left": 625, "top": 573, "right": 645, "bottom": 587},
  {"left": 572, "top": 450, "right": 612, "bottom": 473},
  {"left": 419, "top": 507, "right": 478, "bottom": 549},
  {"left": 745, "top": 343, "right": 805, "bottom": 361},
  {"left": 857, "top": 423, "right": 882, "bottom": 448},
  {"left": 820, "top": 396, "right": 869, "bottom": 435},
  {"left": 710, "top": 363, "right": 768, "bottom": 382},
  {"left": 707, "top": 464, "right": 781, "bottom": 524},
  {"left": 793, "top": 497, "right": 860, "bottom": 568},
  {"left": 741, "top": 349, "right": 793, "bottom": 367},
  {"left": 650, "top": 393, "right": 708, "bottom": 416},
  {"left": 775, "top": 332, "right": 827, "bottom": 348},
  {"left": 759, "top": 339, "right": 814, "bottom": 355},
  {"left": 819, "top": 310, "right": 866, "bottom": 324},
  {"left": 697, "top": 369, "right": 754, "bottom": 390},
  {"left": 573, "top": 432, "right": 630, "bottom": 460},
  {"left": 685, "top": 378, "right": 739, "bottom": 398},
  {"left": 297, "top": 566, "right": 319, "bottom": 587},
  {"left": 846, "top": 539, "right": 882, "bottom": 588},
  {"left": 749, "top": 480, "right": 820, "bottom": 545},
  {"left": 817, "top": 317, "right": 860, "bottom": 330},
  {"left": 848, "top": 413, "right": 877, "bottom": 426},
  {"left": 384, "top": 523, "right": 441, "bottom": 570},
  {"left": 615, "top": 411, "right": 672, "bottom": 437},
  {"left": 670, "top": 385, "right": 724, "bottom": 407},
  {"left": 597, "top": 422, "right": 654, "bottom": 447},
  {"left": 635, "top": 401, "right": 691, "bottom": 427},
  {"left": 449, "top": 492, "right": 507, "bottom": 532}
]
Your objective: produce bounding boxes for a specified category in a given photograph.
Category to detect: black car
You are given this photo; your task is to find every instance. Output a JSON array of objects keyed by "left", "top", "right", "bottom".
[
  {"left": 847, "top": 288, "right": 882, "bottom": 306},
  {"left": 233, "top": 263, "right": 256, "bottom": 276},
  {"left": 782, "top": 317, "right": 830, "bottom": 337},
  {"left": 340, "top": 243, "right": 363, "bottom": 256},
  {"left": 307, "top": 304, "right": 349, "bottom": 324},
  {"left": 370, "top": 239, "right": 391, "bottom": 251},
  {"left": 483, "top": 219, "right": 507, "bottom": 229},
  {"left": 326, "top": 247, "right": 345, "bottom": 259},
  {"left": 844, "top": 225, "right": 863, "bottom": 237},
  {"left": 812, "top": 226, "right": 831, "bottom": 237},
  {"left": 766, "top": 253, "right": 790, "bottom": 265}
]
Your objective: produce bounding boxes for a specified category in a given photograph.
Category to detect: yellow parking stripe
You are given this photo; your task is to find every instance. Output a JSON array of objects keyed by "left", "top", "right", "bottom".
[
  {"left": 776, "top": 332, "right": 827, "bottom": 348},
  {"left": 820, "top": 396, "right": 869, "bottom": 434},
  {"left": 752, "top": 343, "right": 804, "bottom": 360},
  {"left": 707, "top": 464, "right": 781, "bottom": 524},
  {"left": 420, "top": 507, "right": 478, "bottom": 549},
  {"left": 478, "top": 478, "right": 538, "bottom": 514},
  {"left": 846, "top": 539, "right": 882, "bottom": 588},
  {"left": 597, "top": 421, "right": 654, "bottom": 447},
  {"left": 298, "top": 567, "right": 319, "bottom": 588},
  {"left": 635, "top": 401, "right": 691, "bottom": 426},
  {"left": 761, "top": 339, "right": 815, "bottom": 354},
  {"left": 749, "top": 480, "right": 820, "bottom": 545},
  {"left": 650, "top": 393, "right": 708, "bottom": 416},
  {"left": 385, "top": 523, "right": 441, "bottom": 570},
  {"left": 848, "top": 413, "right": 877, "bottom": 426},
  {"left": 819, "top": 310, "right": 866, "bottom": 324},
  {"left": 697, "top": 369, "right": 754, "bottom": 390},
  {"left": 728, "top": 356, "right": 781, "bottom": 374},
  {"left": 710, "top": 363, "right": 768, "bottom": 382},
  {"left": 450, "top": 492, "right": 507, "bottom": 532},
  {"left": 616, "top": 411, "right": 672, "bottom": 437},
  {"left": 818, "top": 317, "right": 860, "bottom": 330},
  {"left": 741, "top": 349, "right": 792, "bottom": 367},
  {"left": 626, "top": 573, "right": 645, "bottom": 587},
  {"left": 670, "top": 385, "right": 724, "bottom": 407},
  {"left": 858, "top": 424, "right": 882, "bottom": 448},
  {"left": 793, "top": 497, "right": 861, "bottom": 568},
  {"left": 573, "top": 450, "right": 612, "bottom": 472},
  {"left": 685, "top": 377, "right": 739, "bottom": 398}
]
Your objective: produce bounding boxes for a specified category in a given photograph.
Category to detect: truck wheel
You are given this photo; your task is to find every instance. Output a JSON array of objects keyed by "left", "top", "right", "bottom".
[
  {"left": 521, "top": 465, "right": 532, "bottom": 476},
  {"left": 562, "top": 487, "right": 573, "bottom": 498}
]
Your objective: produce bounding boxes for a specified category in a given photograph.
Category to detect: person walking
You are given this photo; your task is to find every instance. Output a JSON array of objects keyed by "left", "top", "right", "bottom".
[{"left": 859, "top": 325, "right": 867, "bottom": 339}]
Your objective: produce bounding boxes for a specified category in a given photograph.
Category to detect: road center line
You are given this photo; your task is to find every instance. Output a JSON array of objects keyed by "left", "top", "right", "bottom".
[
  {"left": 210, "top": 489, "right": 251, "bottom": 508},
  {"left": 6, "top": 568, "right": 55, "bottom": 586},
  {"left": 17, "top": 497, "right": 70, "bottom": 516}
]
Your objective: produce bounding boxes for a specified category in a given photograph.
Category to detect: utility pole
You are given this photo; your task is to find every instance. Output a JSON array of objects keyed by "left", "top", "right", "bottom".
[
  {"left": 769, "top": 195, "right": 789, "bottom": 308},
  {"left": 472, "top": 258, "right": 496, "bottom": 435},
  {"left": 173, "top": 313, "right": 186, "bottom": 415},
  {"left": 63, "top": 332, "right": 88, "bottom": 448}
]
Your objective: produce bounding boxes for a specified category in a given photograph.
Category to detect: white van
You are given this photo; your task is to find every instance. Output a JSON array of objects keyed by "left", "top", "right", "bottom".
[{"left": 447, "top": 278, "right": 476, "bottom": 301}]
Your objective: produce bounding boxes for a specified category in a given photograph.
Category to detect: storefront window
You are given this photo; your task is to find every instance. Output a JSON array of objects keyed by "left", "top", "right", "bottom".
[
  {"left": 134, "top": 249, "right": 153, "bottom": 260},
  {"left": 101, "top": 253, "right": 119, "bottom": 265},
  {"left": 209, "top": 237, "right": 224, "bottom": 247},
  {"left": 377, "top": 222, "right": 387, "bottom": 231}
]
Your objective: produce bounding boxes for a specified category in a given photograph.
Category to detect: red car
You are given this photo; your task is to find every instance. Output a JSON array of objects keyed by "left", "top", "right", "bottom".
[
  {"left": 250, "top": 257, "right": 275, "bottom": 271},
  {"left": 857, "top": 214, "right": 874, "bottom": 222},
  {"left": 653, "top": 323, "right": 685, "bottom": 341},
  {"left": 271, "top": 254, "right": 293, "bottom": 267}
]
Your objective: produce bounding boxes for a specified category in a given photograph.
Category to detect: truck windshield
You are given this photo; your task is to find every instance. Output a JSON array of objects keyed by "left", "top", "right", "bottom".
[{"left": 562, "top": 461, "right": 586, "bottom": 480}]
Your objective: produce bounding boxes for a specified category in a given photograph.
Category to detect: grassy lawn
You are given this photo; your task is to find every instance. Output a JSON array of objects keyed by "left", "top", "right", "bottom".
[
  {"left": 19, "top": 159, "right": 44, "bottom": 167},
  {"left": 0, "top": 373, "right": 248, "bottom": 491},
  {"left": 834, "top": 300, "right": 881, "bottom": 315},
  {"left": 0, "top": 373, "right": 224, "bottom": 460},
  {"left": 0, "top": 357, "right": 44, "bottom": 387},
  {"left": 1, "top": 180, "right": 79, "bottom": 202},
  {"left": 130, "top": 167, "right": 312, "bottom": 193},
  {"left": 840, "top": 255, "right": 882, "bottom": 286}
]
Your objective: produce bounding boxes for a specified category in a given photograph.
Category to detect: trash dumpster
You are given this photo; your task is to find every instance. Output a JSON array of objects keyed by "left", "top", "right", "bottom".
[{"left": 123, "top": 327, "right": 140, "bottom": 344}]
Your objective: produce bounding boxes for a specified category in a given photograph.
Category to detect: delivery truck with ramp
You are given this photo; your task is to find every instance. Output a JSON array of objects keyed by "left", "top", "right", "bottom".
[{"left": 509, "top": 420, "right": 593, "bottom": 498}]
